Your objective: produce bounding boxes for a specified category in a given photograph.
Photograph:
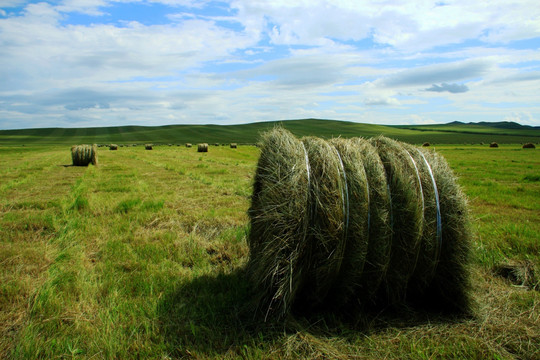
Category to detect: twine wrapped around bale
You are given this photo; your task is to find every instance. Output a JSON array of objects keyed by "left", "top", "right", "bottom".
[
  {"left": 247, "top": 128, "right": 471, "bottom": 319},
  {"left": 71, "top": 144, "right": 98, "bottom": 166},
  {"left": 198, "top": 143, "right": 208, "bottom": 153}
]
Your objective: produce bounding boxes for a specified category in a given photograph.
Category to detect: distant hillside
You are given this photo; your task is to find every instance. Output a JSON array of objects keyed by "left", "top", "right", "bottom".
[{"left": 1, "top": 119, "right": 539, "bottom": 145}]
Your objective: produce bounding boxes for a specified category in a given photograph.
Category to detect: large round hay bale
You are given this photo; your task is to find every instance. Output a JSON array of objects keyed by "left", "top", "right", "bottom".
[
  {"left": 523, "top": 143, "right": 535, "bottom": 149},
  {"left": 109, "top": 144, "right": 118, "bottom": 150},
  {"left": 490, "top": 142, "right": 499, "bottom": 148},
  {"left": 198, "top": 143, "right": 208, "bottom": 152},
  {"left": 230, "top": 143, "right": 237, "bottom": 149},
  {"left": 145, "top": 144, "right": 153, "bottom": 150},
  {"left": 186, "top": 143, "right": 192, "bottom": 148},
  {"left": 248, "top": 128, "right": 472, "bottom": 319},
  {"left": 71, "top": 144, "right": 98, "bottom": 166}
]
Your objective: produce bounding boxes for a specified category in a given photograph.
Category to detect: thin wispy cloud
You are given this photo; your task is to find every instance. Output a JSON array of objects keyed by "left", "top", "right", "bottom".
[{"left": 0, "top": 0, "right": 539, "bottom": 129}]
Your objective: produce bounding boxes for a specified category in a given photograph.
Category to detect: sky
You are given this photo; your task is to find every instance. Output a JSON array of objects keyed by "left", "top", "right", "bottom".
[{"left": 0, "top": 0, "right": 539, "bottom": 129}]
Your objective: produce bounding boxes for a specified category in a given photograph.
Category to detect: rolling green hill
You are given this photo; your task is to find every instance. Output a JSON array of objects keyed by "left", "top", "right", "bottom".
[{"left": 1, "top": 119, "right": 539, "bottom": 145}]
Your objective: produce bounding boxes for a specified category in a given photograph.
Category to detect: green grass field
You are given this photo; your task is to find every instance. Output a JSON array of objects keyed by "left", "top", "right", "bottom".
[
  {"left": 1, "top": 141, "right": 538, "bottom": 359},
  {"left": 1, "top": 119, "right": 539, "bottom": 145}
]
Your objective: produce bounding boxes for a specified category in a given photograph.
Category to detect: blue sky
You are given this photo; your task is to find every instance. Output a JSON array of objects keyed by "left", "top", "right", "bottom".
[{"left": 0, "top": 0, "right": 539, "bottom": 129}]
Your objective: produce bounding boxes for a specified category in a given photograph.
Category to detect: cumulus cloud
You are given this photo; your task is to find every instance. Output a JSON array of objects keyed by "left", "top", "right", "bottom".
[{"left": 425, "top": 83, "right": 469, "bottom": 93}]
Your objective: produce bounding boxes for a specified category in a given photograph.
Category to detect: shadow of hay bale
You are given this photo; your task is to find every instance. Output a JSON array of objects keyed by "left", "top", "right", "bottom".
[{"left": 157, "top": 269, "right": 474, "bottom": 358}]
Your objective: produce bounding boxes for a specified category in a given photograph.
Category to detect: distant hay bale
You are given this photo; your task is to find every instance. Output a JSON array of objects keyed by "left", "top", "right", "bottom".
[
  {"left": 523, "top": 143, "right": 536, "bottom": 149},
  {"left": 422, "top": 142, "right": 430, "bottom": 147},
  {"left": 247, "top": 128, "right": 472, "bottom": 319},
  {"left": 71, "top": 144, "right": 98, "bottom": 166},
  {"left": 109, "top": 144, "right": 118, "bottom": 150},
  {"left": 214, "top": 143, "right": 220, "bottom": 146},
  {"left": 186, "top": 143, "right": 192, "bottom": 148},
  {"left": 490, "top": 142, "right": 499, "bottom": 148},
  {"left": 230, "top": 143, "right": 238, "bottom": 149},
  {"left": 198, "top": 143, "right": 208, "bottom": 152},
  {"left": 145, "top": 144, "right": 153, "bottom": 150}
]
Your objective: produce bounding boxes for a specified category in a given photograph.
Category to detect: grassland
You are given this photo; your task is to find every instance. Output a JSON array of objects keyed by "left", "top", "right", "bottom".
[
  {"left": 1, "top": 119, "right": 539, "bottom": 145},
  {"left": 0, "top": 141, "right": 538, "bottom": 359}
]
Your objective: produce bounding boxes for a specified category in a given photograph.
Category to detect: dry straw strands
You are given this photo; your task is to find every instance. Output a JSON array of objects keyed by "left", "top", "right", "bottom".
[
  {"left": 198, "top": 143, "right": 209, "bottom": 152},
  {"left": 247, "top": 128, "right": 471, "bottom": 320},
  {"left": 71, "top": 144, "right": 98, "bottom": 166}
]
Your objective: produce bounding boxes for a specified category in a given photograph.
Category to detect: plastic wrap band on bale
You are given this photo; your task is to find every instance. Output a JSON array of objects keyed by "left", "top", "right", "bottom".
[
  {"left": 247, "top": 128, "right": 471, "bottom": 320},
  {"left": 71, "top": 144, "right": 98, "bottom": 166},
  {"left": 198, "top": 143, "right": 208, "bottom": 152},
  {"left": 230, "top": 143, "right": 238, "bottom": 149},
  {"left": 109, "top": 144, "right": 118, "bottom": 150}
]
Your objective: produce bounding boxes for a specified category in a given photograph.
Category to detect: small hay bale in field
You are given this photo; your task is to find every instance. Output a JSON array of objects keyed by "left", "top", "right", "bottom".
[
  {"left": 71, "top": 144, "right": 98, "bottom": 166},
  {"left": 197, "top": 143, "right": 208, "bottom": 152},
  {"left": 145, "top": 144, "right": 153, "bottom": 150},
  {"left": 230, "top": 143, "right": 237, "bottom": 149},
  {"left": 109, "top": 144, "right": 118, "bottom": 150},
  {"left": 186, "top": 143, "right": 192, "bottom": 148},
  {"left": 214, "top": 143, "right": 220, "bottom": 146},
  {"left": 422, "top": 142, "right": 430, "bottom": 147},
  {"left": 523, "top": 143, "right": 535, "bottom": 149},
  {"left": 490, "top": 142, "right": 499, "bottom": 148}
]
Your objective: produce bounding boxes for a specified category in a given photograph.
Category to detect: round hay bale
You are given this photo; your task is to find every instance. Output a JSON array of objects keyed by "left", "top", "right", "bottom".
[
  {"left": 422, "top": 142, "right": 430, "bottom": 147},
  {"left": 523, "top": 143, "right": 536, "bottom": 149},
  {"left": 490, "top": 142, "right": 499, "bottom": 148},
  {"left": 197, "top": 143, "right": 208, "bottom": 152},
  {"left": 71, "top": 144, "right": 98, "bottom": 166},
  {"left": 247, "top": 127, "right": 311, "bottom": 319},
  {"left": 186, "top": 143, "right": 192, "bottom": 148},
  {"left": 214, "top": 143, "right": 220, "bottom": 146},
  {"left": 145, "top": 144, "right": 153, "bottom": 150},
  {"left": 230, "top": 143, "right": 238, "bottom": 149},
  {"left": 248, "top": 130, "right": 471, "bottom": 319},
  {"left": 109, "top": 144, "right": 118, "bottom": 150}
]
